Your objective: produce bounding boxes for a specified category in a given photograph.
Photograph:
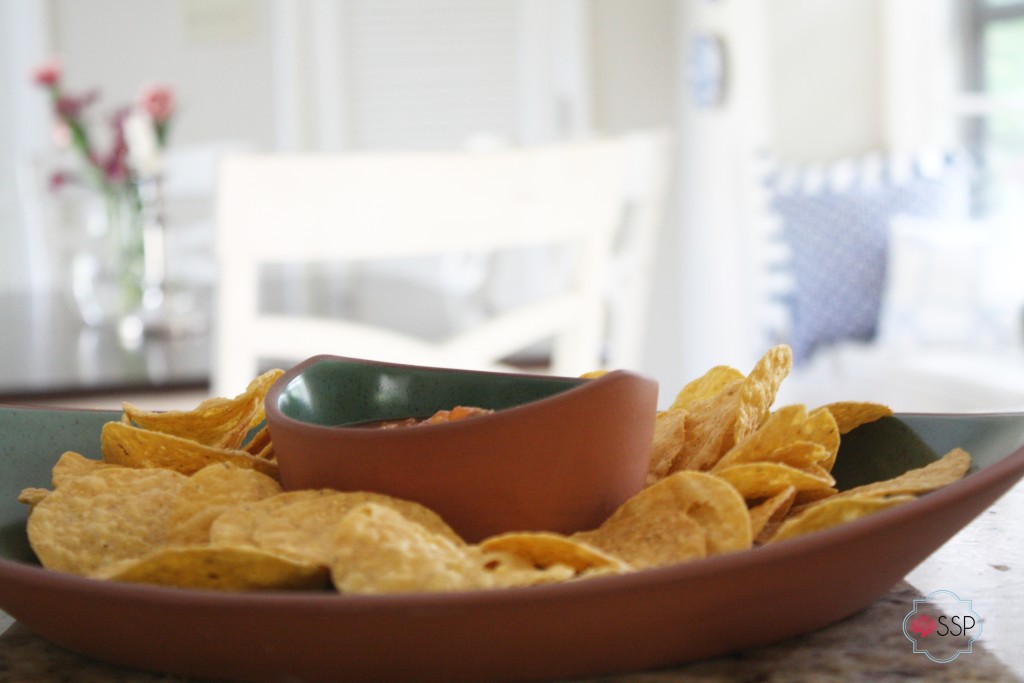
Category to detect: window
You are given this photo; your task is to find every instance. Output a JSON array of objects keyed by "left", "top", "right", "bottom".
[{"left": 964, "top": 0, "right": 1024, "bottom": 215}]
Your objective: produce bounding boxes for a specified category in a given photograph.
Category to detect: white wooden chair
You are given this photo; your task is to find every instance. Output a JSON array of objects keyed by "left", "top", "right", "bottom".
[
  {"left": 603, "top": 130, "right": 674, "bottom": 371},
  {"left": 211, "top": 136, "right": 663, "bottom": 397}
]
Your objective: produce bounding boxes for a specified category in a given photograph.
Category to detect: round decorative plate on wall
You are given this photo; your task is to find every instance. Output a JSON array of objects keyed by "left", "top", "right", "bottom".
[{"left": 687, "top": 32, "right": 727, "bottom": 108}]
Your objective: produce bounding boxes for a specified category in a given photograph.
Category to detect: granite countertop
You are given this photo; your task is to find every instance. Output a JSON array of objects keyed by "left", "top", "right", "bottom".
[{"left": 2, "top": 481, "right": 1021, "bottom": 683}]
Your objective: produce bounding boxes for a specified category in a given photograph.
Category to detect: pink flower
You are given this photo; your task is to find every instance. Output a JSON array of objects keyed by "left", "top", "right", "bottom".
[
  {"left": 55, "top": 89, "right": 99, "bottom": 119},
  {"left": 138, "top": 85, "right": 175, "bottom": 123},
  {"left": 48, "top": 170, "right": 74, "bottom": 193},
  {"left": 31, "top": 58, "right": 61, "bottom": 87},
  {"left": 102, "top": 107, "right": 132, "bottom": 183},
  {"left": 31, "top": 67, "right": 176, "bottom": 194}
]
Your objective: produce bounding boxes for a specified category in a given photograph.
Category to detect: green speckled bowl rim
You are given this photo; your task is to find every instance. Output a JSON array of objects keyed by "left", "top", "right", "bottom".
[
  {"left": 267, "top": 353, "right": 588, "bottom": 428},
  {"left": 0, "top": 404, "right": 1022, "bottom": 682}
]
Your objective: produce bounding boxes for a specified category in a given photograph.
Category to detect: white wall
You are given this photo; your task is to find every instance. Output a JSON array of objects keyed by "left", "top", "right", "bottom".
[
  {"left": 0, "top": 1, "right": 52, "bottom": 295},
  {"left": 587, "top": 0, "right": 681, "bottom": 390},
  {"left": 880, "top": 0, "right": 962, "bottom": 154},
  {"left": 49, "top": 0, "right": 278, "bottom": 150},
  {"left": 768, "top": 0, "right": 883, "bottom": 162},
  {"left": 673, "top": 0, "right": 777, "bottom": 385},
  {"left": 590, "top": 0, "right": 676, "bottom": 133}
]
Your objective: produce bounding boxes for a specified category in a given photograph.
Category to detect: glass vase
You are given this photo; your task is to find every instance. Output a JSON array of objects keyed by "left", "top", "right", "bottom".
[
  {"left": 74, "top": 182, "right": 181, "bottom": 341},
  {"left": 69, "top": 185, "right": 147, "bottom": 330}
]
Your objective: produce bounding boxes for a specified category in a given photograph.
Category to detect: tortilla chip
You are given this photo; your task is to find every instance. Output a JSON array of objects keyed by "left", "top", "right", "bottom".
[
  {"left": 669, "top": 379, "right": 744, "bottom": 472},
  {"left": 770, "top": 495, "right": 917, "bottom": 543},
  {"left": 51, "top": 451, "right": 117, "bottom": 488},
  {"left": 747, "top": 485, "right": 797, "bottom": 544},
  {"left": 122, "top": 396, "right": 253, "bottom": 451},
  {"left": 732, "top": 344, "right": 793, "bottom": 447},
  {"left": 26, "top": 467, "right": 186, "bottom": 575},
  {"left": 479, "top": 532, "right": 629, "bottom": 576},
  {"left": 714, "top": 461, "right": 835, "bottom": 501},
  {"left": 165, "top": 463, "right": 282, "bottom": 545},
  {"left": 648, "top": 409, "right": 687, "bottom": 483},
  {"left": 669, "top": 365, "right": 745, "bottom": 412},
  {"left": 575, "top": 471, "right": 751, "bottom": 566},
  {"left": 825, "top": 401, "right": 894, "bottom": 435},
  {"left": 714, "top": 405, "right": 809, "bottom": 470},
  {"left": 17, "top": 487, "right": 49, "bottom": 507},
  {"left": 120, "top": 369, "right": 283, "bottom": 450},
  {"left": 211, "top": 489, "right": 463, "bottom": 565},
  {"left": 329, "top": 503, "right": 481, "bottom": 594},
  {"left": 715, "top": 404, "right": 840, "bottom": 475},
  {"left": 812, "top": 448, "right": 972, "bottom": 506},
  {"left": 95, "top": 545, "right": 329, "bottom": 591},
  {"left": 101, "top": 421, "right": 278, "bottom": 480}
]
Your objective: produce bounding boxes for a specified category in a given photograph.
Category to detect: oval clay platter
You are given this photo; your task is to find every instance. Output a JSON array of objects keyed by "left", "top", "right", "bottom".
[{"left": 0, "top": 406, "right": 1022, "bottom": 683}]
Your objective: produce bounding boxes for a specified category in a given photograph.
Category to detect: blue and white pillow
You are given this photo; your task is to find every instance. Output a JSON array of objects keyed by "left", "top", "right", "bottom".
[{"left": 766, "top": 151, "right": 969, "bottom": 364}]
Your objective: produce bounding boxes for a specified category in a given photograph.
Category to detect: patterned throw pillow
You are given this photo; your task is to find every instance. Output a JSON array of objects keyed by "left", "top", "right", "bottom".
[{"left": 767, "top": 152, "right": 968, "bottom": 364}]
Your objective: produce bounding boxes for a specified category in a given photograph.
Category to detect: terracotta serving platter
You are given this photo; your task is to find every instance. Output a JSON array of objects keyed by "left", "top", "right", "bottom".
[{"left": 1, "top": 406, "right": 1023, "bottom": 683}]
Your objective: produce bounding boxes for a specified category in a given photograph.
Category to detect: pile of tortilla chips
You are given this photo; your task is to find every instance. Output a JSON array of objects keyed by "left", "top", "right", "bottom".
[{"left": 17, "top": 345, "right": 972, "bottom": 594}]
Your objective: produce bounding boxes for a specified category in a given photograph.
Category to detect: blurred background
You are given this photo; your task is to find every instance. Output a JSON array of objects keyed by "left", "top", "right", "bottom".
[{"left": 1, "top": 0, "right": 1023, "bottom": 412}]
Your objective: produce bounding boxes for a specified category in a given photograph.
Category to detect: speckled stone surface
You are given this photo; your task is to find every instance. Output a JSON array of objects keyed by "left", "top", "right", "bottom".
[
  {"left": 0, "top": 581, "right": 1018, "bottom": 682},
  {"left": 3, "top": 481, "right": 1021, "bottom": 682}
]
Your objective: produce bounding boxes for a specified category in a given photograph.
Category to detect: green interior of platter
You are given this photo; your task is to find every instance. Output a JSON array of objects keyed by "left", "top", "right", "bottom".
[
  {"left": 832, "top": 413, "right": 1024, "bottom": 489},
  {"left": 1, "top": 407, "right": 1023, "bottom": 566},
  {"left": 0, "top": 407, "right": 119, "bottom": 564}
]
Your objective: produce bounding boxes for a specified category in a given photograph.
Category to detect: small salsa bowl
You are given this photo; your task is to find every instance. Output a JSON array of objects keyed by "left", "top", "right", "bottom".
[{"left": 265, "top": 355, "right": 659, "bottom": 542}]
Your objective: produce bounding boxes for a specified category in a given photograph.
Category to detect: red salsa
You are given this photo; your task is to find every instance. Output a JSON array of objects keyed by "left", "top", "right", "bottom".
[{"left": 353, "top": 406, "right": 494, "bottom": 429}]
